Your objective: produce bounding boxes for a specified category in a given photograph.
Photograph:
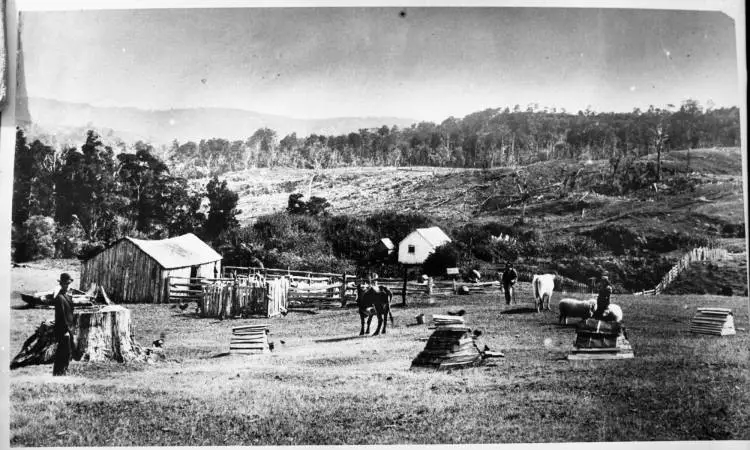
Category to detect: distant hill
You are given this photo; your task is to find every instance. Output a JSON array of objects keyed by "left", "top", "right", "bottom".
[{"left": 17, "top": 97, "right": 417, "bottom": 147}]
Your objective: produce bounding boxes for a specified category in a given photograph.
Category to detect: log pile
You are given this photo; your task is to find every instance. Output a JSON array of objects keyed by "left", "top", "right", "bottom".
[
  {"left": 229, "top": 324, "right": 271, "bottom": 354},
  {"left": 411, "top": 325, "right": 483, "bottom": 369},
  {"left": 567, "top": 319, "right": 634, "bottom": 360},
  {"left": 689, "top": 308, "right": 736, "bottom": 336}
]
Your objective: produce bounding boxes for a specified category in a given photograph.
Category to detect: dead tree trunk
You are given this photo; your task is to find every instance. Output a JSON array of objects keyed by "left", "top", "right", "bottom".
[
  {"left": 75, "top": 305, "right": 146, "bottom": 362},
  {"left": 11, "top": 305, "right": 160, "bottom": 369}
]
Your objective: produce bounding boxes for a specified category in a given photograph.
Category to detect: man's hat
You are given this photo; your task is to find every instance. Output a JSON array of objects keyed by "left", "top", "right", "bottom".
[
  {"left": 601, "top": 275, "right": 610, "bottom": 282},
  {"left": 59, "top": 273, "right": 74, "bottom": 283}
]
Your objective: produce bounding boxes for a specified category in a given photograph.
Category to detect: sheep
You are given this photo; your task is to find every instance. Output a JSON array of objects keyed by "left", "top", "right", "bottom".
[
  {"left": 558, "top": 298, "right": 597, "bottom": 325},
  {"left": 600, "top": 304, "right": 624, "bottom": 323}
]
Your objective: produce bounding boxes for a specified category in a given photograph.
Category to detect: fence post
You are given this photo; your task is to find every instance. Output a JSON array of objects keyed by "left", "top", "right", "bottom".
[
  {"left": 401, "top": 267, "right": 408, "bottom": 306},
  {"left": 427, "top": 277, "right": 433, "bottom": 295},
  {"left": 453, "top": 279, "right": 457, "bottom": 295},
  {"left": 341, "top": 273, "right": 348, "bottom": 307}
]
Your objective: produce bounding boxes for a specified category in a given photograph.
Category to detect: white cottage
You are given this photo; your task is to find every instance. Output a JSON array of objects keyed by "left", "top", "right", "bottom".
[{"left": 398, "top": 227, "right": 452, "bottom": 265}]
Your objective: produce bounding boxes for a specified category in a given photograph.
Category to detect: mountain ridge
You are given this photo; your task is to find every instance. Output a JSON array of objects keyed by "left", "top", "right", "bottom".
[{"left": 17, "top": 97, "right": 418, "bottom": 147}]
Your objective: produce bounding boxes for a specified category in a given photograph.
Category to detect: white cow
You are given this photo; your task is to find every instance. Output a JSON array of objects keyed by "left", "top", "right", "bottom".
[{"left": 532, "top": 274, "right": 556, "bottom": 312}]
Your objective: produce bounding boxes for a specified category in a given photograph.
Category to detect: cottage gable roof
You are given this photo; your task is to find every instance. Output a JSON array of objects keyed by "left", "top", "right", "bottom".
[
  {"left": 127, "top": 233, "right": 222, "bottom": 269},
  {"left": 415, "top": 227, "right": 451, "bottom": 247}
]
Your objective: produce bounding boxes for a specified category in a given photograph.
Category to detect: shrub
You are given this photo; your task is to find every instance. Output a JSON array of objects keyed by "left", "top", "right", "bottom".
[
  {"left": 489, "top": 240, "right": 521, "bottom": 262},
  {"left": 20, "top": 216, "right": 57, "bottom": 261},
  {"left": 545, "top": 236, "right": 600, "bottom": 257},
  {"left": 324, "top": 215, "right": 379, "bottom": 261},
  {"left": 721, "top": 223, "right": 745, "bottom": 238},
  {"left": 287, "top": 193, "right": 332, "bottom": 216},
  {"left": 646, "top": 231, "right": 717, "bottom": 253},
  {"left": 586, "top": 225, "right": 646, "bottom": 255},
  {"left": 54, "top": 220, "right": 86, "bottom": 259},
  {"left": 422, "top": 242, "right": 461, "bottom": 277}
]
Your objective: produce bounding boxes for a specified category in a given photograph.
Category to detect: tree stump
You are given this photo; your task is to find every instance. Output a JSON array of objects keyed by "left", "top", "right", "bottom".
[{"left": 11, "top": 305, "right": 160, "bottom": 369}]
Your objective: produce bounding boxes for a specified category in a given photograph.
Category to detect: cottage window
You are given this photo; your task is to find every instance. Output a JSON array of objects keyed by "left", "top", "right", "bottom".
[{"left": 408, "top": 245, "right": 416, "bottom": 254}]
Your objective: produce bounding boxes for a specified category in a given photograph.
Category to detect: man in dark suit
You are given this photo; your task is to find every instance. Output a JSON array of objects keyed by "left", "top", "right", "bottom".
[
  {"left": 593, "top": 275, "right": 613, "bottom": 320},
  {"left": 53, "top": 273, "right": 76, "bottom": 376},
  {"left": 501, "top": 262, "right": 518, "bottom": 305}
]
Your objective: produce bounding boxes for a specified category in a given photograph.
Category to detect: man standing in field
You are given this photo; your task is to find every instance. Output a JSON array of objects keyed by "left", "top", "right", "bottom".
[
  {"left": 53, "top": 273, "right": 76, "bottom": 376},
  {"left": 501, "top": 262, "right": 518, "bottom": 305},
  {"left": 593, "top": 275, "right": 613, "bottom": 320}
]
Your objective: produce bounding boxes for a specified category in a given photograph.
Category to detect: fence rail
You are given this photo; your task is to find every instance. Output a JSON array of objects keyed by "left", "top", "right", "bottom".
[{"left": 634, "top": 246, "right": 729, "bottom": 296}]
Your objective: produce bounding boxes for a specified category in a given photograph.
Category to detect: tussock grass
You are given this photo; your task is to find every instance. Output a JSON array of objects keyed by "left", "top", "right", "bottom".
[{"left": 10, "top": 287, "right": 750, "bottom": 445}]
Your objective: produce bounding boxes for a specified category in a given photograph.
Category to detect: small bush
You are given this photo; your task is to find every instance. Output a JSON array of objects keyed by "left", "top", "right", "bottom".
[
  {"left": 545, "top": 236, "right": 600, "bottom": 257},
  {"left": 20, "top": 216, "right": 57, "bottom": 261},
  {"left": 324, "top": 215, "right": 379, "bottom": 261},
  {"left": 54, "top": 220, "right": 86, "bottom": 259},
  {"left": 586, "top": 225, "right": 646, "bottom": 255},
  {"left": 423, "top": 243, "right": 461, "bottom": 277}
]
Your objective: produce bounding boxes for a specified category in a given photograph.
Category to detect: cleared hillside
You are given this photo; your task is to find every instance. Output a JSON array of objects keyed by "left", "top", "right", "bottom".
[{"left": 226, "top": 148, "right": 745, "bottom": 232}]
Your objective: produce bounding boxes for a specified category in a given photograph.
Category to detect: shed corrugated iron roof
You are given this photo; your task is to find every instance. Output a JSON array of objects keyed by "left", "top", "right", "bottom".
[
  {"left": 126, "top": 233, "right": 222, "bottom": 269},
  {"left": 380, "top": 238, "right": 395, "bottom": 249},
  {"left": 415, "top": 227, "right": 451, "bottom": 247}
]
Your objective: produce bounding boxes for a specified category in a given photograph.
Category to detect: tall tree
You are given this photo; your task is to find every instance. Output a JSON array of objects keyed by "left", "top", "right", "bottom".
[
  {"left": 116, "top": 142, "right": 170, "bottom": 233},
  {"left": 55, "top": 130, "right": 122, "bottom": 241},
  {"left": 203, "top": 176, "right": 241, "bottom": 241}
]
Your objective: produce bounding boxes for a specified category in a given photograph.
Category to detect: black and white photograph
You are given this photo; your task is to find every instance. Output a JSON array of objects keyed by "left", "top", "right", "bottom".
[{"left": 2, "top": 1, "right": 748, "bottom": 446}]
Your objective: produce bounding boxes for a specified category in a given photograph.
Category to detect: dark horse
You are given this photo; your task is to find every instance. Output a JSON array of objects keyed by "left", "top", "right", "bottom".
[{"left": 356, "top": 284, "right": 394, "bottom": 336}]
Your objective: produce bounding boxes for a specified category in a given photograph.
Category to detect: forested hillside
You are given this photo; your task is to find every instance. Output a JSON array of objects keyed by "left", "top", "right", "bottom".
[
  {"left": 164, "top": 100, "right": 740, "bottom": 178},
  {"left": 13, "top": 100, "right": 744, "bottom": 291}
]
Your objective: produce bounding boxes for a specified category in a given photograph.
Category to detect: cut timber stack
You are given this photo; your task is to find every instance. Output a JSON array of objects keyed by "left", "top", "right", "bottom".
[
  {"left": 430, "top": 314, "right": 465, "bottom": 328},
  {"left": 230, "top": 324, "right": 270, "bottom": 354},
  {"left": 690, "top": 308, "right": 736, "bottom": 336},
  {"left": 411, "top": 325, "right": 482, "bottom": 369},
  {"left": 567, "top": 319, "right": 634, "bottom": 360}
]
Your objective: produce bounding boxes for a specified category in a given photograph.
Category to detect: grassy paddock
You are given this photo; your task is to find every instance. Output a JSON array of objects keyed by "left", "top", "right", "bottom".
[{"left": 9, "top": 284, "right": 750, "bottom": 446}]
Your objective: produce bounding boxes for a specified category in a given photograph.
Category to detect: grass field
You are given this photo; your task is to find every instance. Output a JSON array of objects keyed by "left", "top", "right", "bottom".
[{"left": 9, "top": 273, "right": 750, "bottom": 446}]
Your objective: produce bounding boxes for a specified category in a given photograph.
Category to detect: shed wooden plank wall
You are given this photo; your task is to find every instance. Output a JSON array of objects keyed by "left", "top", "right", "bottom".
[{"left": 80, "top": 240, "right": 163, "bottom": 304}]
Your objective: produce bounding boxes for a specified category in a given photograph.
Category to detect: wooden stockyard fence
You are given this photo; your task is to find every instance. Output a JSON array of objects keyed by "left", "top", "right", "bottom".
[
  {"left": 170, "top": 265, "right": 597, "bottom": 316},
  {"left": 223, "top": 266, "right": 592, "bottom": 307},
  {"left": 634, "top": 246, "right": 730, "bottom": 296},
  {"left": 168, "top": 276, "right": 289, "bottom": 318}
]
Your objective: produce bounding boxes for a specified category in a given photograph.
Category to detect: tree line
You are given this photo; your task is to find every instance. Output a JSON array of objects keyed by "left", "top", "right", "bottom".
[
  {"left": 12, "top": 129, "right": 240, "bottom": 261},
  {"left": 167, "top": 100, "right": 740, "bottom": 178}
]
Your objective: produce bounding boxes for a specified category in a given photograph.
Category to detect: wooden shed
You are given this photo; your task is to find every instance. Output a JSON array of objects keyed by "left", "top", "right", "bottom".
[
  {"left": 374, "top": 237, "right": 395, "bottom": 260},
  {"left": 398, "top": 227, "right": 452, "bottom": 265},
  {"left": 80, "top": 233, "right": 223, "bottom": 304}
]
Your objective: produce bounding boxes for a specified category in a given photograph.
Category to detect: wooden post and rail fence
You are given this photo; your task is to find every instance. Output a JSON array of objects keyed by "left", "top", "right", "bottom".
[
  {"left": 168, "top": 266, "right": 598, "bottom": 317},
  {"left": 634, "top": 246, "right": 730, "bottom": 296}
]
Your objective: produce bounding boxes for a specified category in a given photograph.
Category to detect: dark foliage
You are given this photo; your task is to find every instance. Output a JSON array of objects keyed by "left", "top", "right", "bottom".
[
  {"left": 422, "top": 243, "right": 462, "bottom": 277},
  {"left": 203, "top": 177, "right": 241, "bottom": 241}
]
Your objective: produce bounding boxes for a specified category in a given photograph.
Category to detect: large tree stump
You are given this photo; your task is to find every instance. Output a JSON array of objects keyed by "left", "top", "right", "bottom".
[{"left": 11, "top": 305, "right": 160, "bottom": 369}]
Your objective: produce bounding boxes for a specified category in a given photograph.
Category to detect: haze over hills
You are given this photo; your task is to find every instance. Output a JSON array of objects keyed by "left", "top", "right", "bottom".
[{"left": 16, "top": 97, "right": 418, "bottom": 148}]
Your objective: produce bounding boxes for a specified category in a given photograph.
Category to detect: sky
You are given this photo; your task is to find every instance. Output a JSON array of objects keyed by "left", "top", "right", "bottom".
[{"left": 18, "top": 7, "right": 742, "bottom": 122}]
